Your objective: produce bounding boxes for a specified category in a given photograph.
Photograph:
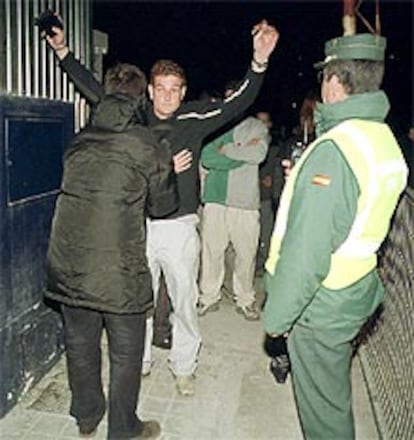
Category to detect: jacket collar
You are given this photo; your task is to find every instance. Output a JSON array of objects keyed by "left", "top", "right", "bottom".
[{"left": 315, "top": 90, "right": 390, "bottom": 137}]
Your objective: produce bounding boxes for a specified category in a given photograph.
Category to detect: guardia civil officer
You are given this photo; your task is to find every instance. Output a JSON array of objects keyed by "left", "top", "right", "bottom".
[{"left": 263, "top": 33, "right": 408, "bottom": 439}]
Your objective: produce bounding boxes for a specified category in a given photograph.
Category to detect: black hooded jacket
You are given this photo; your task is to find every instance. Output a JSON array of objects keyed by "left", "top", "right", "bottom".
[{"left": 46, "top": 93, "right": 178, "bottom": 314}]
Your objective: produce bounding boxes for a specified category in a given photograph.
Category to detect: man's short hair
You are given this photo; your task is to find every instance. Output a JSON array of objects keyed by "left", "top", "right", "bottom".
[
  {"left": 323, "top": 59, "right": 384, "bottom": 94},
  {"left": 150, "top": 59, "right": 187, "bottom": 86},
  {"left": 104, "top": 63, "right": 147, "bottom": 97}
]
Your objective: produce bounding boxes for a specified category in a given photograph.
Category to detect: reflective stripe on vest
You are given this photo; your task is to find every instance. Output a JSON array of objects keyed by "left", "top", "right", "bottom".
[{"left": 266, "top": 119, "right": 408, "bottom": 289}]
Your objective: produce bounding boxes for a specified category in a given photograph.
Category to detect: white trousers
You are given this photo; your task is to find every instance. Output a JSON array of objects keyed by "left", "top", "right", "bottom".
[
  {"left": 199, "top": 203, "right": 260, "bottom": 307},
  {"left": 143, "top": 215, "right": 201, "bottom": 376}
]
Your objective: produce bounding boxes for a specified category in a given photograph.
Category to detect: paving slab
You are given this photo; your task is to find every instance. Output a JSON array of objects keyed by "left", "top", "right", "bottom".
[{"left": 0, "top": 283, "right": 378, "bottom": 439}]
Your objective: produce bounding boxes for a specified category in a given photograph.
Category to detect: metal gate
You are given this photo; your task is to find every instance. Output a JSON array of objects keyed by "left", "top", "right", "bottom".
[
  {"left": 0, "top": 0, "right": 92, "bottom": 131},
  {"left": 0, "top": 0, "right": 93, "bottom": 418}
]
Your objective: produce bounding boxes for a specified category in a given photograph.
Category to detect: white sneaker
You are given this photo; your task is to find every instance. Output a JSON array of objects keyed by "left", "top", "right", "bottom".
[
  {"left": 176, "top": 375, "right": 195, "bottom": 396},
  {"left": 197, "top": 301, "right": 219, "bottom": 317},
  {"left": 142, "top": 362, "right": 152, "bottom": 377},
  {"left": 236, "top": 303, "right": 260, "bottom": 321}
]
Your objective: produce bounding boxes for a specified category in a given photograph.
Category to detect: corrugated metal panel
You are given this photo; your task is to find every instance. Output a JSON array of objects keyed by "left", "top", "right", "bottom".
[{"left": 0, "top": 0, "right": 92, "bottom": 131}]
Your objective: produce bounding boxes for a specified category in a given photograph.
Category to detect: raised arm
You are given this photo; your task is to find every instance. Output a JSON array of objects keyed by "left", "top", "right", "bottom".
[
  {"left": 180, "top": 20, "right": 280, "bottom": 140},
  {"left": 45, "top": 23, "right": 104, "bottom": 105},
  {"left": 251, "top": 19, "right": 280, "bottom": 72}
]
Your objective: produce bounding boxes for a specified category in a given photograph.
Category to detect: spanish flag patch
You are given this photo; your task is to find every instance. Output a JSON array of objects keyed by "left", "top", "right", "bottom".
[{"left": 312, "top": 174, "right": 331, "bottom": 186}]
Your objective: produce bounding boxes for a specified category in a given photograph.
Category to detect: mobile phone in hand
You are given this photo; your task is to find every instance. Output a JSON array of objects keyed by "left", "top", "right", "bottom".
[{"left": 34, "top": 10, "right": 63, "bottom": 38}]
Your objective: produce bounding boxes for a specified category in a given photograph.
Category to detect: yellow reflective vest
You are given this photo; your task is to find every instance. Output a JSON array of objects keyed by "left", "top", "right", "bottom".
[{"left": 266, "top": 119, "right": 408, "bottom": 289}]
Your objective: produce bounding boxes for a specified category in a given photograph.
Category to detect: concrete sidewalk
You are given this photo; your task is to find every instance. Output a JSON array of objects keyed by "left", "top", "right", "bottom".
[{"left": 0, "top": 284, "right": 379, "bottom": 440}]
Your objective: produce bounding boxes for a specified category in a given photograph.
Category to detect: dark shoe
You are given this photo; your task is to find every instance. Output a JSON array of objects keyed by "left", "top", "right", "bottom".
[
  {"left": 152, "top": 332, "right": 172, "bottom": 349},
  {"left": 255, "top": 268, "right": 265, "bottom": 277},
  {"left": 236, "top": 304, "right": 259, "bottom": 321},
  {"left": 79, "top": 426, "right": 97, "bottom": 438},
  {"left": 135, "top": 420, "right": 161, "bottom": 439},
  {"left": 197, "top": 301, "right": 219, "bottom": 317}
]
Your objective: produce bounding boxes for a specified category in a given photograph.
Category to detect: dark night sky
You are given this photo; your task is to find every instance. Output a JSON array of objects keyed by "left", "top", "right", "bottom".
[{"left": 92, "top": 0, "right": 413, "bottom": 133}]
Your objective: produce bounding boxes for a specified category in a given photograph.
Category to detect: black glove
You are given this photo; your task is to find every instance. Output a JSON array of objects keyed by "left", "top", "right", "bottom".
[
  {"left": 263, "top": 334, "right": 290, "bottom": 384},
  {"left": 264, "top": 333, "right": 288, "bottom": 357}
]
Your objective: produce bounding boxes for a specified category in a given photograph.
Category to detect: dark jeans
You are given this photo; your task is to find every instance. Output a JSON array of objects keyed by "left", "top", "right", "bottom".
[{"left": 62, "top": 305, "right": 146, "bottom": 439}]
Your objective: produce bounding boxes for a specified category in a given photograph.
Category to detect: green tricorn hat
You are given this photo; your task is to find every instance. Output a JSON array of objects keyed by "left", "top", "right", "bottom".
[{"left": 314, "top": 33, "right": 386, "bottom": 69}]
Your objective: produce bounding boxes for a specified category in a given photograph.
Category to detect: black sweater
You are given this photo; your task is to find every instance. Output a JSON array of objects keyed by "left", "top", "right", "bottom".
[{"left": 60, "top": 52, "right": 265, "bottom": 218}]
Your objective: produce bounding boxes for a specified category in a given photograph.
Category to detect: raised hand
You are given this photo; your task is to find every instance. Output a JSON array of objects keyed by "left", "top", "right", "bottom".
[
  {"left": 45, "top": 25, "right": 65, "bottom": 50},
  {"left": 252, "top": 20, "right": 280, "bottom": 65}
]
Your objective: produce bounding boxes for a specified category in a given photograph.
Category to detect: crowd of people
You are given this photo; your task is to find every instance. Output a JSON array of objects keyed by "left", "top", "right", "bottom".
[{"left": 43, "top": 12, "right": 408, "bottom": 440}]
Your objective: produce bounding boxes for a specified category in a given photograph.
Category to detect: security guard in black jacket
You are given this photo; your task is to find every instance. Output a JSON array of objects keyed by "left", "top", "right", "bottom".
[{"left": 46, "top": 63, "right": 178, "bottom": 439}]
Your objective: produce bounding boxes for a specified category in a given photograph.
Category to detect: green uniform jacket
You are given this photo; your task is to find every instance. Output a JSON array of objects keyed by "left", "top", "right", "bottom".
[{"left": 263, "top": 91, "right": 398, "bottom": 336}]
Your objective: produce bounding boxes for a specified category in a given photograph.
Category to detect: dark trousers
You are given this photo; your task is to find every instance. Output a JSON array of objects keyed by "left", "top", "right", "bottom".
[
  {"left": 288, "top": 325, "right": 355, "bottom": 440},
  {"left": 62, "top": 305, "right": 146, "bottom": 439}
]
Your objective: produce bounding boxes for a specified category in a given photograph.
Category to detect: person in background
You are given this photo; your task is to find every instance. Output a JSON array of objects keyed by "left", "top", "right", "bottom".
[
  {"left": 46, "top": 63, "right": 178, "bottom": 440},
  {"left": 282, "top": 89, "right": 319, "bottom": 168},
  {"left": 298, "top": 89, "right": 319, "bottom": 146},
  {"left": 263, "top": 33, "right": 408, "bottom": 439},
  {"left": 255, "top": 110, "right": 283, "bottom": 276},
  {"left": 45, "top": 18, "right": 279, "bottom": 396},
  {"left": 198, "top": 93, "right": 269, "bottom": 320}
]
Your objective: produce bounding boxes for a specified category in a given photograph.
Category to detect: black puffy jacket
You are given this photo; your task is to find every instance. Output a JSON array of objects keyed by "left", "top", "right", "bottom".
[{"left": 46, "top": 93, "right": 178, "bottom": 314}]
